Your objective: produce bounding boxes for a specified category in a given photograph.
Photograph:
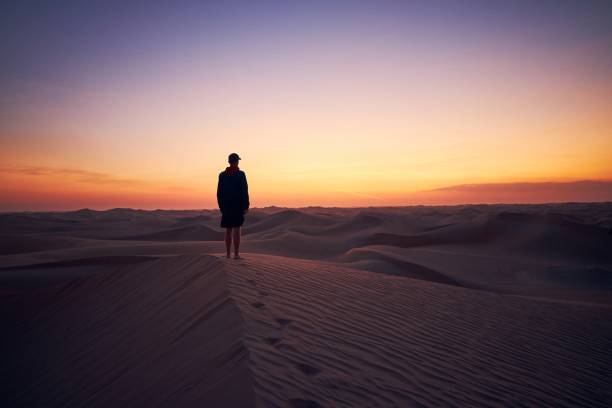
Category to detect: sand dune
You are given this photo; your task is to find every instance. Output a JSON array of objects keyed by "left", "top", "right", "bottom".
[
  {"left": 1, "top": 255, "right": 254, "bottom": 407},
  {"left": 289, "top": 213, "right": 383, "bottom": 236},
  {"left": 244, "top": 210, "right": 332, "bottom": 236},
  {"left": 117, "top": 224, "right": 224, "bottom": 242},
  {"left": 1, "top": 204, "right": 611, "bottom": 406},
  {"left": 0, "top": 234, "right": 97, "bottom": 255},
  {"left": 339, "top": 246, "right": 463, "bottom": 286},
  {"left": 226, "top": 253, "right": 612, "bottom": 407}
]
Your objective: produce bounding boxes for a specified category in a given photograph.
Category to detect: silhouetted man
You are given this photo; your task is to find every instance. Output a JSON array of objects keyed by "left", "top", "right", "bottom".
[{"left": 217, "top": 153, "right": 249, "bottom": 259}]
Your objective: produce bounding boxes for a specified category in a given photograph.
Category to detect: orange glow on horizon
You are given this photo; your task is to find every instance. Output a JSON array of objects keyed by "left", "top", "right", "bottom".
[{"left": 2, "top": 5, "right": 612, "bottom": 211}]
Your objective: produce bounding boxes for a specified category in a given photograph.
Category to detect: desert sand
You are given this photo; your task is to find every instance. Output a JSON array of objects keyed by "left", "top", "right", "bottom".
[{"left": 1, "top": 204, "right": 611, "bottom": 407}]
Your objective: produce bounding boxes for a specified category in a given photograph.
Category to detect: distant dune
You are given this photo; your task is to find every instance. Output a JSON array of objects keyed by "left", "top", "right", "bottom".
[
  {"left": 1, "top": 204, "right": 611, "bottom": 406},
  {"left": 118, "top": 224, "right": 224, "bottom": 242}
]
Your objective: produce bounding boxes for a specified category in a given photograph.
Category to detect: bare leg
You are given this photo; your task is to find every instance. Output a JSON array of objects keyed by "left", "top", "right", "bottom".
[
  {"left": 225, "top": 228, "right": 232, "bottom": 258},
  {"left": 232, "top": 227, "right": 241, "bottom": 259}
]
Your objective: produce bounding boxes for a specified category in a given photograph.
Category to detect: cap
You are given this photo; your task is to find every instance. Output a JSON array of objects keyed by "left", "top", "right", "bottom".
[{"left": 228, "top": 153, "right": 241, "bottom": 163}]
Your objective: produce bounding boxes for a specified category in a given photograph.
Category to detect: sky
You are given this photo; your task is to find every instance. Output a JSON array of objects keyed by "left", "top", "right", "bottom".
[{"left": 1, "top": 0, "right": 612, "bottom": 210}]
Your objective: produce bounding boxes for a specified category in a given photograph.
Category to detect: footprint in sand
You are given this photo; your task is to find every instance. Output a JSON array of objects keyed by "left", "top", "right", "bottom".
[
  {"left": 262, "top": 319, "right": 293, "bottom": 350},
  {"left": 252, "top": 302, "right": 265, "bottom": 309},
  {"left": 247, "top": 279, "right": 257, "bottom": 286},
  {"left": 275, "top": 318, "right": 292, "bottom": 327},
  {"left": 295, "top": 363, "right": 321, "bottom": 376},
  {"left": 289, "top": 399, "right": 322, "bottom": 408},
  {"left": 264, "top": 337, "right": 281, "bottom": 347}
]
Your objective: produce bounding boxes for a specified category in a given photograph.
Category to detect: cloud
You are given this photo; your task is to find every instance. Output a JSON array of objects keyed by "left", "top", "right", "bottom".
[
  {"left": 427, "top": 180, "right": 612, "bottom": 193},
  {"left": 1, "top": 165, "right": 143, "bottom": 186},
  {"left": 413, "top": 180, "right": 612, "bottom": 204},
  {"left": 1, "top": 164, "right": 199, "bottom": 194}
]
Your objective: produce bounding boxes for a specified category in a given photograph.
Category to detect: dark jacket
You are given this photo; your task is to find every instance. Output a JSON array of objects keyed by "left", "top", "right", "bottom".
[{"left": 217, "top": 170, "right": 249, "bottom": 213}]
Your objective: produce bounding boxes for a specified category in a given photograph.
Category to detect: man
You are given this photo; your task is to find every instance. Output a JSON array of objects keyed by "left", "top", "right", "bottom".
[{"left": 217, "top": 153, "right": 249, "bottom": 259}]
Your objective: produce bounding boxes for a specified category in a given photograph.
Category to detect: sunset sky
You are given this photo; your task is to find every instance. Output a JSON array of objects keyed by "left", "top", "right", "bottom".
[{"left": 1, "top": 1, "right": 612, "bottom": 210}]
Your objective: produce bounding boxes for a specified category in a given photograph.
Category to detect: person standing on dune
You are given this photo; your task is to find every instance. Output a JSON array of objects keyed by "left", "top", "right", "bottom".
[{"left": 217, "top": 153, "right": 250, "bottom": 259}]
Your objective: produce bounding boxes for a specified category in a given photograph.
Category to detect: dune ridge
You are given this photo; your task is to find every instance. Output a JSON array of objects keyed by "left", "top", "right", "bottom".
[
  {"left": 1, "top": 255, "right": 255, "bottom": 407},
  {"left": 116, "top": 224, "right": 224, "bottom": 242}
]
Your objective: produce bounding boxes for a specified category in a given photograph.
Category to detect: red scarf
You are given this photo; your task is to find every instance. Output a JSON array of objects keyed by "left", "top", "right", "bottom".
[{"left": 225, "top": 165, "right": 240, "bottom": 175}]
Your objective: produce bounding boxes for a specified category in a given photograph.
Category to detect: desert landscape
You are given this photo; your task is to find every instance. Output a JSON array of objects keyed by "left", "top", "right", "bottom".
[
  {"left": 4, "top": 1, "right": 612, "bottom": 406},
  {"left": 1, "top": 203, "right": 611, "bottom": 407}
]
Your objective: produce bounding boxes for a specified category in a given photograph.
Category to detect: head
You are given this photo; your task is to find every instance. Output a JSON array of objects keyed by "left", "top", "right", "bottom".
[{"left": 228, "top": 152, "right": 241, "bottom": 166}]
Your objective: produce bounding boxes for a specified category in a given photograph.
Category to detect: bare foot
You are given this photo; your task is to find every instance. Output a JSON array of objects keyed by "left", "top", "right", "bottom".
[
  {"left": 226, "top": 253, "right": 231, "bottom": 259},
  {"left": 234, "top": 255, "right": 242, "bottom": 259}
]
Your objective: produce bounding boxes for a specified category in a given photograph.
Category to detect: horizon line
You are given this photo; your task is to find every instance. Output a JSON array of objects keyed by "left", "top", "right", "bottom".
[
  {"left": 3, "top": 179, "right": 611, "bottom": 212},
  {"left": 3, "top": 200, "right": 612, "bottom": 214}
]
